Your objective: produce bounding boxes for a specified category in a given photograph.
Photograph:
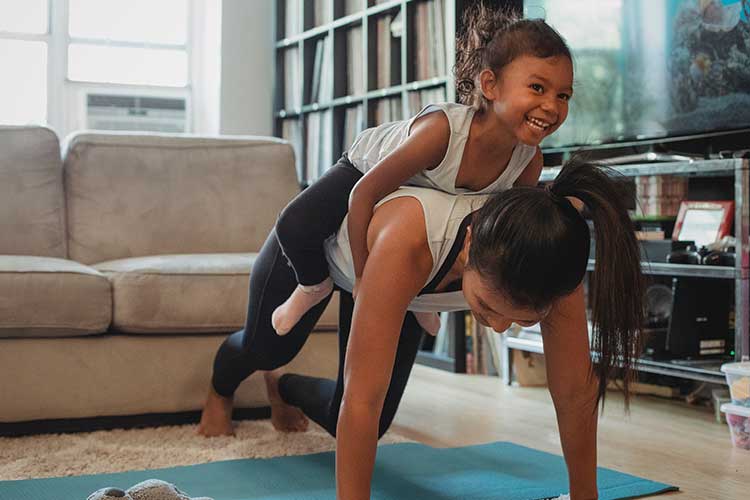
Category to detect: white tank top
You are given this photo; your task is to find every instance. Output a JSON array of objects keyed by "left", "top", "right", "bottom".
[
  {"left": 346, "top": 102, "right": 537, "bottom": 194},
  {"left": 324, "top": 187, "right": 489, "bottom": 312}
]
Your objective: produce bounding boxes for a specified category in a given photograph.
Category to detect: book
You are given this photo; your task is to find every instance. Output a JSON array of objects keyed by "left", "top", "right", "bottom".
[
  {"left": 281, "top": 118, "right": 304, "bottom": 180},
  {"left": 407, "top": 87, "right": 447, "bottom": 115},
  {"left": 345, "top": 0, "right": 362, "bottom": 16},
  {"left": 319, "top": 36, "right": 333, "bottom": 102},
  {"left": 314, "top": 0, "right": 330, "bottom": 26},
  {"left": 347, "top": 26, "right": 364, "bottom": 95},
  {"left": 284, "top": 47, "right": 301, "bottom": 110},
  {"left": 376, "top": 15, "right": 392, "bottom": 89},
  {"left": 306, "top": 112, "right": 320, "bottom": 180},
  {"left": 310, "top": 38, "right": 325, "bottom": 103},
  {"left": 343, "top": 104, "right": 364, "bottom": 152},
  {"left": 284, "top": 0, "right": 301, "bottom": 37}
]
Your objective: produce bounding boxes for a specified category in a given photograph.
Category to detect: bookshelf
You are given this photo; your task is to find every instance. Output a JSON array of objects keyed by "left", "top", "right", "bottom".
[{"left": 273, "top": 0, "right": 458, "bottom": 184}]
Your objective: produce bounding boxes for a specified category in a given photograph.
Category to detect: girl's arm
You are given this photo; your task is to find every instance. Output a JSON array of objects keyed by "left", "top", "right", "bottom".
[
  {"left": 513, "top": 147, "right": 544, "bottom": 187},
  {"left": 348, "top": 112, "right": 450, "bottom": 289},
  {"left": 540, "top": 285, "right": 600, "bottom": 500},
  {"left": 337, "top": 196, "right": 433, "bottom": 500}
]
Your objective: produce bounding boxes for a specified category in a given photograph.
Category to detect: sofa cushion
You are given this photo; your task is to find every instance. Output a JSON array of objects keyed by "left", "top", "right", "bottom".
[
  {"left": 63, "top": 133, "right": 300, "bottom": 265},
  {"left": 0, "top": 126, "right": 66, "bottom": 257},
  {"left": 95, "top": 253, "right": 254, "bottom": 334},
  {"left": 96, "top": 253, "right": 339, "bottom": 334},
  {"left": 0, "top": 256, "right": 111, "bottom": 338}
]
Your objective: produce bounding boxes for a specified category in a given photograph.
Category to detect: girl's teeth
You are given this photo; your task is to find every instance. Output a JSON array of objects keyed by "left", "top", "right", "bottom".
[{"left": 526, "top": 117, "right": 549, "bottom": 130}]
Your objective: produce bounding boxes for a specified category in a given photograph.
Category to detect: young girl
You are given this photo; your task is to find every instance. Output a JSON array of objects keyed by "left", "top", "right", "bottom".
[{"left": 271, "top": 4, "right": 574, "bottom": 335}]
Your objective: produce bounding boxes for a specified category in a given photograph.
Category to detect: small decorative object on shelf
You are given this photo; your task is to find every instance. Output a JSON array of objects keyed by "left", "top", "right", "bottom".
[{"left": 672, "top": 200, "right": 734, "bottom": 249}]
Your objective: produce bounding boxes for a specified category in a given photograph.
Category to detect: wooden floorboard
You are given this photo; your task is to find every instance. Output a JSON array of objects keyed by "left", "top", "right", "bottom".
[{"left": 390, "top": 365, "right": 750, "bottom": 500}]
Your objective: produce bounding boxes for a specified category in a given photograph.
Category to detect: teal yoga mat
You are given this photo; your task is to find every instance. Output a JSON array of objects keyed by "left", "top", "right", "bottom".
[{"left": 0, "top": 441, "right": 676, "bottom": 500}]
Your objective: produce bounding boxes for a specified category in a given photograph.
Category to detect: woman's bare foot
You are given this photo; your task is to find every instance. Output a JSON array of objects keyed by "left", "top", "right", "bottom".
[
  {"left": 263, "top": 369, "right": 309, "bottom": 433},
  {"left": 197, "top": 386, "right": 235, "bottom": 437}
]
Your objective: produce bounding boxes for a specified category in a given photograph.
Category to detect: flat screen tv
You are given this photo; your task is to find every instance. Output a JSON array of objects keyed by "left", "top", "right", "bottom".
[{"left": 525, "top": 0, "right": 750, "bottom": 155}]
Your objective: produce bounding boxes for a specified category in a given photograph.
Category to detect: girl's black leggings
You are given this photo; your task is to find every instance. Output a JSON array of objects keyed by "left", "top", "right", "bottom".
[
  {"left": 275, "top": 154, "right": 363, "bottom": 286},
  {"left": 211, "top": 229, "right": 423, "bottom": 437}
]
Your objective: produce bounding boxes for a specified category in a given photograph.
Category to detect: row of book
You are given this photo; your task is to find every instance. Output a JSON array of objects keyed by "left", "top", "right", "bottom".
[
  {"left": 283, "top": 0, "right": 303, "bottom": 38},
  {"left": 283, "top": 47, "right": 302, "bottom": 110},
  {"left": 281, "top": 86, "right": 449, "bottom": 181},
  {"left": 283, "top": 0, "right": 332, "bottom": 37},
  {"left": 283, "top": 0, "right": 410, "bottom": 37},
  {"left": 347, "top": 26, "right": 364, "bottom": 96},
  {"left": 372, "top": 96, "right": 403, "bottom": 126},
  {"left": 305, "top": 110, "right": 334, "bottom": 181},
  {"left": 635, "top": 175, "right": 689, "bottom": 217},
  {"left": 281, "top": 118, "right": 304, "bottom": 179},
  {"left": 407, "top": 86, "right": 446, "bottom": 115},
  {"left": 310, "top": 37, "right": 333, "bottom": 104},
  {"left": 430, "top": 312, "right": 502, "bottom": 377},
  {"left": 374, "top": 11, "right": 403, "bottom": 90},
  {"left": 413, "top": 0, "right": 446, "bottom": 81},
  {"left": 342, "top": 104, "right": 365, "bottom": 153},
  {"left": 281, "top": 0, "right": 446, "bottom": 109}
]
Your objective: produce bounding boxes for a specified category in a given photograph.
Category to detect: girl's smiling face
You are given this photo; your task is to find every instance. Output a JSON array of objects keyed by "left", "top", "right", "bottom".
[{"left": 481, "top": 54, "right": 574, "bottom": 147}]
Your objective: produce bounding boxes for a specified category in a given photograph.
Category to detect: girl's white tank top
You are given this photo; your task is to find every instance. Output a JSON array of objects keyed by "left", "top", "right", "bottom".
[
  {"left": 346, "top": 102, "right": 537, "bottom": 194},
  {"left": 324, "top": 186, "right": 489, "bottom": 313}
]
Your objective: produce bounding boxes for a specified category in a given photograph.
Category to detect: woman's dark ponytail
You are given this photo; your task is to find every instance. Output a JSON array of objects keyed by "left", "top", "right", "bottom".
[
  {"left": 549, "top": 159, "right": 645, "bottom": 408},
  {"left": 468, "top": 158, "right": 644, "bottom": 407}
]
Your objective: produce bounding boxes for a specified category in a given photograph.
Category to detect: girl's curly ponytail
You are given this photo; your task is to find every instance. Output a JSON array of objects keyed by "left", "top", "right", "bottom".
[{"left": 454, "top": 2, "right": 571, "bottom": 113}]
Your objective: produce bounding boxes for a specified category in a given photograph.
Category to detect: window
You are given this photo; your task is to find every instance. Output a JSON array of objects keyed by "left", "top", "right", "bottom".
[
  {"left": 0, "top": 0, "right": 49, "bottom": 125},
  {"left": 0, "top": 0, "right": 193, "bottom": 133},
  {"left": 67, "top": 0, "right": 189, "bottom": 87}
]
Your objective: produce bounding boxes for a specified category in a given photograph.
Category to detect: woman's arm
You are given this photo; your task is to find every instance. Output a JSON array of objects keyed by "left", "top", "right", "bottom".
[
  {"left": 540, "top": 285, "right": 600, "bottom": 500},
  {"left": 337, "top": 196, "right": 433, "bottom": 500},
  {"left": 348, "top": 112, "right": 449, "bottom": 289}
]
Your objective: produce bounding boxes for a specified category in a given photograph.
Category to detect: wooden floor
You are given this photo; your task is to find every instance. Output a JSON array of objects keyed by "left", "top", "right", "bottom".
[{"left": 390, "top": 365, "right": 749, "bottom": 500}]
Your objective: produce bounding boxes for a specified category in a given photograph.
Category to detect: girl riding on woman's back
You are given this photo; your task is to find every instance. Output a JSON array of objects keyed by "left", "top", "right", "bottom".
[{"left": 271, "top": 4, "right": 575, "bottom": 335}]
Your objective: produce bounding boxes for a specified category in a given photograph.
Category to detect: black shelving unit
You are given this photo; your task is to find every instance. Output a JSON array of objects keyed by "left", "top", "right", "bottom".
[{"left": 273, "top": 0, "right": 455, "bottom": 185}]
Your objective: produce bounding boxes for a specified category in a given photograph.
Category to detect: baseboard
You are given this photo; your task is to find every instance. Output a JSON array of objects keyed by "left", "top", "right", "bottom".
[{"left": 0, "top": 407, "right": 271, "bottom": 437}]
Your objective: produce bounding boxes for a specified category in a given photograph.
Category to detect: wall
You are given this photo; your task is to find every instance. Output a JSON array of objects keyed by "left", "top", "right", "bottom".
[{"left": 220, "top": 0, "right": 274, "bottom": 136}]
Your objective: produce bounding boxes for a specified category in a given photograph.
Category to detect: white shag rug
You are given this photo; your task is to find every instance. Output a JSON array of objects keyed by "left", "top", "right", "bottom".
[{"left": 0, "top": 419, "right": 410, "bottom": 481}]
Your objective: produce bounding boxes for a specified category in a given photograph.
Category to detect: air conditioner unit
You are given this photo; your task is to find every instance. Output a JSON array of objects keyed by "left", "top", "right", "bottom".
[{"left": 85, "top": 94, "right": 187, "bottom": 133}]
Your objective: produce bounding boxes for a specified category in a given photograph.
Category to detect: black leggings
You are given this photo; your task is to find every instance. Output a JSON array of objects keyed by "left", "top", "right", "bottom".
[
  {"left": 275, "top": 155, "right": 363, "bottom": 286},
  {"left": 211, "top": 229, "right": 423, "bottom": 437}
]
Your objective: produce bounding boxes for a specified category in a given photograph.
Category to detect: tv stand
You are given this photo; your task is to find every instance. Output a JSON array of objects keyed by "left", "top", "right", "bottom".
[{"left": 597, "top": 152, "right": 698, "bottom": 166}]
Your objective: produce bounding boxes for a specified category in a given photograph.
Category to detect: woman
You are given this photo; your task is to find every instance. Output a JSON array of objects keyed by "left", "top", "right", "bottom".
[{"left": 199, "top": 158, "right": 644, "bottom": 500}]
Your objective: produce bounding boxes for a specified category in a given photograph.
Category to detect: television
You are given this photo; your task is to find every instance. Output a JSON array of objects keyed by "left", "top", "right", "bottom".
[{"left": 525, "top": 0, "right": 750, "bottom": 158}]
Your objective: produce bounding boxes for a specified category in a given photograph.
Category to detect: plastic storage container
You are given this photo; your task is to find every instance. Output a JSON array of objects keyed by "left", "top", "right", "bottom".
[
  {"left": 720, "top": 403, "right": 750, "bottom": 450},
  {"left": 721, "top": 362, "right": 750, "bottom": 407}
]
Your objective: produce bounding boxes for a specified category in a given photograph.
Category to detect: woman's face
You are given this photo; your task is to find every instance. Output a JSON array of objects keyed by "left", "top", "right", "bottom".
[{"left": 462, "top": 268, "right": 547, "bottom": 333}]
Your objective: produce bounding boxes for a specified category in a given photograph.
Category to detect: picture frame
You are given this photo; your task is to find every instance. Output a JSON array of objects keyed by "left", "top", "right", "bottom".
[{"left": 672, "top": 200, "right": 734, "bottom": 247}]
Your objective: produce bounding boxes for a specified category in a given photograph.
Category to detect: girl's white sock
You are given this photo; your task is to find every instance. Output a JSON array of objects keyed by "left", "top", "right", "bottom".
[{"left": 272, "top": 278, "right": 334, "bottom": 335}]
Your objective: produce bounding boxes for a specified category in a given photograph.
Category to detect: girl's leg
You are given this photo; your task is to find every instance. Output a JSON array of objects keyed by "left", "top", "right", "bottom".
[
  {"left": 272, "top": 157, "right": 363, "bottom": 335},
  {"left": 199, "top": 229, "right": 332, "bottom": 436},
  {"left": 278, "top": 292, "right": 423, "bottom": 438}
]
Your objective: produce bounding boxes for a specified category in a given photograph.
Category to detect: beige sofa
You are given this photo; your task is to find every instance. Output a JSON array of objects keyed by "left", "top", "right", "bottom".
[{"left": 0, "top": 126, "right": 338, "bottom": 434}]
